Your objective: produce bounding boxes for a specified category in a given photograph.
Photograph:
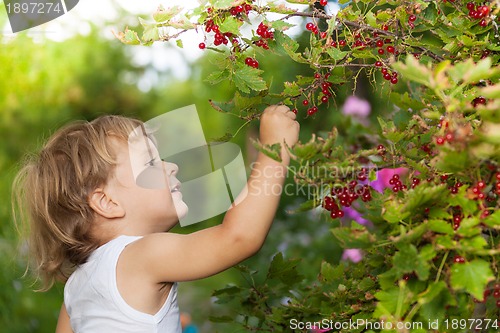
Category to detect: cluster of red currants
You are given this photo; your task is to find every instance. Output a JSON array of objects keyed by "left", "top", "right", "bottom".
[
  {"left": 482, "top": 283, "right": 500, "bottom": 307},
  {"left": 244, "top": 57, "right": 259, "bottom": 68},
  {"left": 305, "top": 22, "right": 319, "bottom": 35},
  {"left": 472, "top": 96, "right": 487, "bottom": 107},
  {"left": 452, "top": 211, "right": 463, "bottom": 230},
  {"left": 453, "top": 254, "right": 466, "bottom": 264},
  {"left": 323, "top": 179, "right": 373, "bottom": 220},
  {"left": 301, "top": 72, "right": 333, "bottom": 116},
  {"left": 466, "top": 2, "right": 490, "bottom": 27},
  {"left": 388, "top": 174, "right": 407, "bottom": 193},
  {"left": 229, "top": 3, "right": 252, "bottom": 17},
  {"left": 199, "top": 2, "right": 254, "bottom": 50},
  {"left": 255, "top": 22, "right": 274, "bottom": 50},
  {"left": 201, "top": 19, "right": 236, "bottom": 47}
]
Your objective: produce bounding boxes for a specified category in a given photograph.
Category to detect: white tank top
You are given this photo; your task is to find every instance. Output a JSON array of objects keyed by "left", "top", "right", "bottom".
[{"left": 64, "top": 235, "right": 182, "bottom": 332}]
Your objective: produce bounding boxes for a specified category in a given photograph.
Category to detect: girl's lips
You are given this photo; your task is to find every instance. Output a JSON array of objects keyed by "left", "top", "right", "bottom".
[{"left": 170, "top": 183, "right": 181, "bottom": 193}]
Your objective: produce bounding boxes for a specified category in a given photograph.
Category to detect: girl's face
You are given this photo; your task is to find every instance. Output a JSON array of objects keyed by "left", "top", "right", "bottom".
[{"left": 109, "top": 137, "right": 188, "bottom": 233}]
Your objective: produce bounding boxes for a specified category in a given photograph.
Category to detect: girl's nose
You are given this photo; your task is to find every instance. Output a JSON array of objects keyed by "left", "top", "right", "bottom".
[{"left": 164, "top": 162, "right": 178, "bottom": 176}]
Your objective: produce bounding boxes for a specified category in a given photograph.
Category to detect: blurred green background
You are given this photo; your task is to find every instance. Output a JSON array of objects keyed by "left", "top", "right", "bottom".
[{"left": 0, "top": 1, "right": 394, "bottom": 331}]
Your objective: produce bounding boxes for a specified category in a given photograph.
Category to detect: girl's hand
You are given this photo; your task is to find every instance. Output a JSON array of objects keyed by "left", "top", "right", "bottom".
[{"left": 259, "top": 105, "right": 300, "bottom": 148}]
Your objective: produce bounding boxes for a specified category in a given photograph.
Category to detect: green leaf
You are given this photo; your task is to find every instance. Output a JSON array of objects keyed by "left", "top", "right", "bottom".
[
  {"left": 393, "top": 243, "right": 430, "bottom": 280},
  {"left": 365, "top": 11, "right": 377, "bottom": 27},
  {"left": 283, "top": 81, "right": 300, "bottom": 97},
  {"left": 152, "top": 5, "right": 182, "bottom": 22},
  {"left": 433, "top": 149, "right": 471, "bottom": 173},
  {"left": 392, "top": 55, "right": 432, "bottom": 88},
  {"left": 374, "top": 285, "right": 412, "bottom": 318},
  {"left": 269, "top": 20, "right": 294, "bottom": 31},
  {"left": 252, "top": 140, "right": 282, "bottom": 162},
  {"left": 428, "top": 219, "right": 453, "bottom": 235},
  {"left": 326, "top": 47, "right": 348, "bottom": 61},
  {"left": 319, "top": 261, "right": 343, "bottom": 283},
  {"left": 142, "top": 25, "right": 159, "bottom": 43},
  {"left": 205, "top": 69, "right": 230, "bottom": 85},
  {"left": 357, "top": 277, "right": 376, "bottom": 291},
  {"left": 383, "top": 199, "right": 411, "bottom": 223},
  {"left": 267, "top": 252, "right": 303, "bottom": 286},
  {"left": 274, "top": 31, "right": 308, "bottom": 63},
  {"left": 115, "top": 28, "right": 141, "bottom": 45},
  {"left": 176, "top": 39, "right": 183, "bottom": 48},
  {"left": 483, "top": 210, "right": 500, "bottom": 229},
  {"left": 331, "top": 224, "right": 376, "bottom": 249},
  {"left": 233, "top": 92, "right": 262, "bottom": 112},
  {"left": 450, "top": 259, "right": 494, "bottom": 300},
  {"left": 418, "top": 281, "right": 453, "bottom": 321},
  {"left": 402, "top": 184, "right": 448, "bottom": 214},
  {"left": 390, "top": 92, "right": 426, "bottom": 114},
  {"left": 219, "top": 16, "right": 243, "bottom": 35},
  {"left": 233, "top": 65, "right": 267, "bottom": 93},
  {"left": 290, "top": 135, "right": 322, "bottom": 159},
  {"left": 212, "top": 0, "right": 233, "bottom": 9},
  {"left": 168, "top": 15, "right": 196, "bottom": 29}
]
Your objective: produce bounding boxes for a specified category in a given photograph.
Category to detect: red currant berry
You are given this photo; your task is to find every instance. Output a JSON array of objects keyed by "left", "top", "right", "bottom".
[
  {"left": 339, "top": 40, "right": 346, "bottom": 47},
  {"left": 477, "top": 181, "right": 486, "bottom": 189},
  {"left": 376, "top": 40, "right": 384, "bottom": 47},
  {"left": 305, "top": 22, "right": 315, "bottom": 31},
  {"left": 199, "top": 42, "right": 206, "bottom": 49},
  {"left": 493, "top": 290, "right": 500, "bottom": 298},
  {"left": 453, "top": 255, "right": 465, "bottom": 264},
  {"left": 479, "top": 19, "right": 488, "bottom": 27},
  {"left": 375, "top": 61, "right": 383, "bottom": 67},
  {"left": 390, "top": 77, "right": 398, "bottom": 84},
  {"left": 382, "top": 24, "right": 389, "bottom": 31},
  {"left": 436, "top": 137, "right": 445, "bottom": 145},
  {"left": 314, "top": 73, "right": 321, "bottom": 79},
  {"left": 386, "top": 45, "right": 395, "bottom": 53},
  {"left": 291, "top": 108, "right": 298, "bottom": 115},
  {"left": 480, "top": 6, "right": 490, "bottom": 15},
  {"left": 321, "top": 95, "right": 329, "bottom": 103},
  {"left": 466, "top": 2, "right": 475, "bottom": 11},
  {"left": 302, "top": 100, "right": 309, "bottom": 106},
  {"left": 319, "top": 0, "right": 328, "bottom": 6},
  {"left": 378, "top": 48, "right": 385, "bottom": 55},
  {"left": 330, "top": 41, "right": 337, "bottom": 47},
  {"left": 245, "top": 57, "right": 253, "bottom": 65},
  {"left": 383, "top": 73, "right": 391, "bottom": 80},
  {"left": 409, "top": 14, "right": 417, "bottom": 22}
]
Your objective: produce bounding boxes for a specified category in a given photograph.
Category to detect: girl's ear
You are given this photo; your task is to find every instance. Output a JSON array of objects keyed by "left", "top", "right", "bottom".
[{"left": 88, "top": 188, "right": 125, "bottom": 219}]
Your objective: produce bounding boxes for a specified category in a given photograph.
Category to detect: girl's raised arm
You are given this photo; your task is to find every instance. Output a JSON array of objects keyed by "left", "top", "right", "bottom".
[{"left": 122, "top": 105, "right": 299, "bottom": 283}]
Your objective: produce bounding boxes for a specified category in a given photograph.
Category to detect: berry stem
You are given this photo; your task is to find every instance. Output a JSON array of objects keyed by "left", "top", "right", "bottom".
[{"left": 435, "top": 250, "right": 449, "bottom": 283}]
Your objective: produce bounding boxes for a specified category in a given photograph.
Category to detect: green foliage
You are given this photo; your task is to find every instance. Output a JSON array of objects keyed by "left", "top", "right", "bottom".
[{"left": 119, "top": 0, "right": 500, "bottom": 331}]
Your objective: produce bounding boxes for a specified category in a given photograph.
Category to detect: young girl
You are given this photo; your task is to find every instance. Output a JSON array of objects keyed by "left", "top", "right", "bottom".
[{"left": 13, "top": 105, "right": 299, "bottom": 332}]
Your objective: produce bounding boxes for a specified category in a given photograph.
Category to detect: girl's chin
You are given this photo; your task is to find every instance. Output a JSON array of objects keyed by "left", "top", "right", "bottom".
[{"left": 173, "top": 200, "right": 189, "bottom": 220}]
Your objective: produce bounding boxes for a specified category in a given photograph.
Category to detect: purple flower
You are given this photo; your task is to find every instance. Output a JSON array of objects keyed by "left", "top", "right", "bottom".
[
  {"left": 343, "top": 206, "right": 372, "bottom": 227},
  {"left": 341, "top": 249, "right": 363, "bottom": 263},
  {"left": 342, "top": 96, "right": 371, "bottom": 125}
]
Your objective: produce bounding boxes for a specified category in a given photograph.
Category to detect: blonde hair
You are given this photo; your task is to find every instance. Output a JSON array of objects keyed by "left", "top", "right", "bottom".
[{"left": 12, "top": 115, "right": 143, "bottom": 290}]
